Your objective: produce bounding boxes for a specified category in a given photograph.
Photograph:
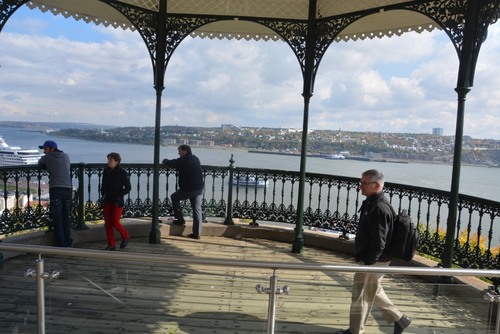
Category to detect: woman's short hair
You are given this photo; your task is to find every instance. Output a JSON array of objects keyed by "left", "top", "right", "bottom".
[{"left": 107, "top": 152, "right": 121, "bottom": 163}]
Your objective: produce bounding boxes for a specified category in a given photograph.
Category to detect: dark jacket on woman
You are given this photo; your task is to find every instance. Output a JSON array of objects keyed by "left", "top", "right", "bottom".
[
  {"left": 101, "top": 165, "right": 131, "bottom": 207},
  {"left": 354, "top": 192, "right": 394, "bottom": 265}
]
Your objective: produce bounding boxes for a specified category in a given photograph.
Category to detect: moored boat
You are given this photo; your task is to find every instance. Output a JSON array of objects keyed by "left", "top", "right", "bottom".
[
  {"left": 232, "top": 175, "right": 269, "bottom": 187},
  {"left": 325, "top": 154, "right": 345, "bottom": 160},
  {"left": 0, "top": 137, "right": 43, "bottom": 166}
]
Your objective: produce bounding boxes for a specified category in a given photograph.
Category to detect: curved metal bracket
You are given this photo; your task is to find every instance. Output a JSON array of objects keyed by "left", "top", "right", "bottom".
[
  {"left": 105, "top": 0, "right": 217, "bottom": 78},
  {"left": 0, "top": 0, "right": 28, "bottom": 33}
]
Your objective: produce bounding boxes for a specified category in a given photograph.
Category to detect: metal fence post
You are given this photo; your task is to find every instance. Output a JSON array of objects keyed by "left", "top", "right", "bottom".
[
  {"left": 25, "top": 255, "right": 60, "bottom": 334},
  {"left": 255, "top": 270, "right": 290, "bottom": 334},
  {"left": 484, "top": 286, "right": 500, "bottom": 334},
  {"left": 35, "top": 258, "right": 46, "bottom": 334},
  {"left": 75, "top": 163, "right": 87, "bottom": 230},
  {"left": 224, "top": 155, "right": 235, "bottom": 225}
]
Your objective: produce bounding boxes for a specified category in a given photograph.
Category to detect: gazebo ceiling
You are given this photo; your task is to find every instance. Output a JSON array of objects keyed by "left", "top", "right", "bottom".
[{"left": 27, "top": 0, "right": 440, "bottom": 41}]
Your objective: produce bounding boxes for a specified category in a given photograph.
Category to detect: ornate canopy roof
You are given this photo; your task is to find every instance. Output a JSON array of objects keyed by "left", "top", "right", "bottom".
[{"left": 26, "top": 0, "right": 443, "bottom": 41}]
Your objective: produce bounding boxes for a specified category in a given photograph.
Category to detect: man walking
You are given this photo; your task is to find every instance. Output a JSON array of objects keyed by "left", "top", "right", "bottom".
[
  {"left": 336, "top": 169, "right": 411, "bottom": 334},
  {"left": 162, "top": 144, "right": 204, "bottom": 239},
  {"left": 38, "top": 140, "right": 73, "bottom": 247}
]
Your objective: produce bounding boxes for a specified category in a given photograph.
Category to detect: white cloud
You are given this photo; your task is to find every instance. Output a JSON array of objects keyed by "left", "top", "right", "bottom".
[{"left": 0, "top": 7, "right": 499, "bottom": 139}]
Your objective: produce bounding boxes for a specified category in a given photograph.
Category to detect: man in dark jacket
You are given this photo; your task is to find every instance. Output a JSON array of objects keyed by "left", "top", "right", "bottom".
[
  {"left": 162, "top": 145, "right": 204, "bottom": 239},
  {"left": 38, "top": 140, "right": 73, "bottom": 247},
  {"left": 336, "top": 169, "right": 411, "bottom": 334}
]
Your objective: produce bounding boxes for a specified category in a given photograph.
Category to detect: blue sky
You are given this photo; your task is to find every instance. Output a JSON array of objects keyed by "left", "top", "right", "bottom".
[{"left": 1, "top": 6, "right": 500, "bottom": 139}]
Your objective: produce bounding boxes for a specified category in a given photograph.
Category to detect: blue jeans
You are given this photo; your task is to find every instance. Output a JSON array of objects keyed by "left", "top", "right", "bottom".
[
  {"left": 171, "top": 189, "right": 203, "bottom": 236},
  {"left": 49, "top": 187, "right": 73, "bottom": 247}
]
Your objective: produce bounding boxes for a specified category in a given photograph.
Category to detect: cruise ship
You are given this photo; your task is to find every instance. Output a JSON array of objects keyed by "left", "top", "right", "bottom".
[{"left": 0, "top": 137, "right": 43, "bottom": 166}]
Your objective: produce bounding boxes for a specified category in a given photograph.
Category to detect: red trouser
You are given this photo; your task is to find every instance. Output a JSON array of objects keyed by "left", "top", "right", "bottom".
[{"left": 102, "top": 201, "right": 129, "bottom": 247}]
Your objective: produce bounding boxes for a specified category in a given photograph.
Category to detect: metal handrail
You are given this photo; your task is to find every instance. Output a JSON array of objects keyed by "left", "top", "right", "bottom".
[{"left": 2, "top": 243, "right": 500, "bottom": 277}]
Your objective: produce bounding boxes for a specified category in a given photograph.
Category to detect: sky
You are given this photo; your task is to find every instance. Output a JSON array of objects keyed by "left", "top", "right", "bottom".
[{"left": 1, "top": 6, "right": 500, "bottom": 139}]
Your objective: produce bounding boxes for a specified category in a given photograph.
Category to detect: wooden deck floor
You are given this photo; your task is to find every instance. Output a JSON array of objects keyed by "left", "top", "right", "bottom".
[{"left": 0, "top": 234, "right": 494, "bottom": 334}]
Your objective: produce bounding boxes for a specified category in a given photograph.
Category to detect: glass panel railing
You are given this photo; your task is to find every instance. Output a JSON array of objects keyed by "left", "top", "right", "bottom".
[
  {"left": 271, "top": 271, "right": 494, "bottom": 333},
  {"left": 0, "top": 249, "right": 270, "bottom": 333},
  {"left": 2, "top": 252, "right": 41, "bottom": 333},
  {"left": 1, "top": 242, "right": 499, "bottom": 334}
]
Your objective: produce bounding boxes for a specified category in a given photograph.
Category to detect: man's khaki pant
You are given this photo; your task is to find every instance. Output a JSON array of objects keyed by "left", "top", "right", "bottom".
[{"left": 348, "top": 261, "right": 403, "bottom": 334}]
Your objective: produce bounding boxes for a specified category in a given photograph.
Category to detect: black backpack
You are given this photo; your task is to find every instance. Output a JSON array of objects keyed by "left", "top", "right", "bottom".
[{"left": 386, "top": 205, "right": 420, "bottom": 261}]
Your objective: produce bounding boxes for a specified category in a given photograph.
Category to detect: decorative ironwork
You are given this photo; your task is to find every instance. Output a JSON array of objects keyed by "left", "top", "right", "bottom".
[
  {"left": 1, "top": 161, "right": 500, "bottom": 283},
  {"left": 254, "top": 14, "right": 361, "bottom": 81},
  {"left": 403, "top": 0, "right": 499, "bottom": 82},
  {"left": 104, "top": 1, "right": 159, "bottom": 71},
  {"left": 105, "top": 1, "right": 218, "bottom": 76},
  {"left": 0, "top": 0, "right": 27, "bottom": 33}
]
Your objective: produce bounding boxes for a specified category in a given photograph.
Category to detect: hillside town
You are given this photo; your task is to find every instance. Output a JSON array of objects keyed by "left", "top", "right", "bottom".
[{"left": 52, "top": 124, "right": 500, "bottom": 167}]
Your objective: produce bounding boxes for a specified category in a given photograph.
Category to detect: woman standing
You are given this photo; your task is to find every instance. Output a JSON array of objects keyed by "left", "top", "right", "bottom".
[{"left": 101, "top": 152, "right": 131, "bottom": 250}]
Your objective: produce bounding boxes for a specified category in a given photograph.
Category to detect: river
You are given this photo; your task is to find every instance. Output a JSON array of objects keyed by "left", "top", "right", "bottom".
[{"left": 1, "top": 126, "right": 498, "bottom": 202}]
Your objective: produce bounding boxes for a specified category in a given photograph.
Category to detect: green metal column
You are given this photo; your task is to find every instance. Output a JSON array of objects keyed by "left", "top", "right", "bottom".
[
  {"left": 149, "top": 0, "right": 167, "bottom": 244},
  {"left": 442, "top": 0, "right": 487, "bottom": 267},
  {"left": 442, "top": 86, "right": 469, "bottom": 268},
  {"left": 292, "top": 0, "right": 317, "bottom": 253}
]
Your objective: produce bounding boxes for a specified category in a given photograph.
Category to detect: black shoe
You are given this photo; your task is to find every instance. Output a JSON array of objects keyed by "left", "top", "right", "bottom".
[
  {"left": 120, "top": 239, "right": 128, "bottom": 249},
  {"left": 172, "top": 219, "right": 186, "bottom": 226},
  {"left": 104, "top": 246, "right": 116, "bottom": 251},
  {"left": 394, "top": 314, "right": 411, "bottom": 334},
  {"left": 187, "top": 233, "right": 200, "bottom": 240},
  {"left": 335, "top": 330, "right": 352, "bottom": 334}
]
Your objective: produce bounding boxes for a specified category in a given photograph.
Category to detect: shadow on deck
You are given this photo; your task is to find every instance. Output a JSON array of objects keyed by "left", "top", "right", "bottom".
[{"left": 0, "top": 218, "right": 495, "bottom": 333}]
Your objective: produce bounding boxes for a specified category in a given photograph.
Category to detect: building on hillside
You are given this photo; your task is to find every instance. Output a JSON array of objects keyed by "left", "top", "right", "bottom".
[
  {"left": 163, "top": 138, "right": 177, "bottom": 145},
  {"left": 432, "top": 128, "right": 443, "bottom": 136},
  {"left": 0, "top": 192, "right": 34, "bottom": 211},
  {"left": 221, "top": 124, "right": 234, "bottom": 131}
]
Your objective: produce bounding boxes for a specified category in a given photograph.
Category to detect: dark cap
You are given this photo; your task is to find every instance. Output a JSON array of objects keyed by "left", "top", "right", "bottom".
[{"left": 39, "top": 140, "right": 58, "bottom": 149}]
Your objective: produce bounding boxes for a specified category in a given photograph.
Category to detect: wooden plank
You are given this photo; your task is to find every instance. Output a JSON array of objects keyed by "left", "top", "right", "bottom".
[{"left": 0, "top": 235, "right": 493, "bottom": 334}]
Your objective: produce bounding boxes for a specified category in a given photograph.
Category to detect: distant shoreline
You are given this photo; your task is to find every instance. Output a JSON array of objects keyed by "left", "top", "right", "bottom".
[
  {"left": 247, "top": 149, "right": 410, "bottom": 164},
  {"left": 247, "top": 149, "right": 500, "bottom": 168}
]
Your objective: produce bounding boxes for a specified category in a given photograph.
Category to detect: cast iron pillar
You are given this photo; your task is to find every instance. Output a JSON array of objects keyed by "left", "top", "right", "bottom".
[
  {"left": 442, "top": 0, "right": 491, "bottom": 267},
  {"left": 292, "top": 0, "right": 317, "bottom": 253},
  {"left": 149, "top": 0, "right": 168, "bottom": 244},
  {"left": 442, "top": 86, "right": 469, "bottom": 269}
]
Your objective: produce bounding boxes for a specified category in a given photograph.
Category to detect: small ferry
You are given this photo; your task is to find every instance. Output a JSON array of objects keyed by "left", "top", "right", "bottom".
[
  {"left": 232, "top": 175, "right": 269, "bottom": 187},
  {"left": 0, "top": 137, "right": 43, "bottom": 166},
  {"left": 325, "top": 154, "right": 345, "bottom": 160}
]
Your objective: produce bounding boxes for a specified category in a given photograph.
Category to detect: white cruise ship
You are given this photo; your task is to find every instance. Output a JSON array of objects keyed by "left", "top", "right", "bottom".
[{"left": 0, "top": 137, "right": 43, "bottom": 166}]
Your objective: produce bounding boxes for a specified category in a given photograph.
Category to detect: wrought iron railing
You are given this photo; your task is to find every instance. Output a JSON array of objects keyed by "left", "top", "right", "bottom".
[{"left": 1, "top": 162, "right": 499, "bottom": 275}]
